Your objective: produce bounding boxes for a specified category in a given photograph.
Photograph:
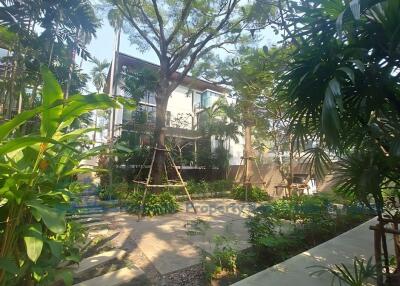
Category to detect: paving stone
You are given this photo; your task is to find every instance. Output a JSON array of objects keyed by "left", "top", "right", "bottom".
[
  {"left": 88, "top": 229, "right": 111, "bottom": 238},
  {"left": 83, "top": 221, "right": 111, "bottom": 229},
  {"left": 69, "top": 213, "right": 104, "bottom": 220},
  {"left": 106, "top": 200, "right": 255, "bottom": 275},
  {"left": 73, "top": 266, "right": 145, "bottom": 286},
  {"left": 75, "top": 217, "right": 103, "bottom": 224},
  {"left": 232, "top": 218, "right": 394, "bottom": 286},
  {"left": 73, "top": 249, "right": 126, "bottom": 277}
]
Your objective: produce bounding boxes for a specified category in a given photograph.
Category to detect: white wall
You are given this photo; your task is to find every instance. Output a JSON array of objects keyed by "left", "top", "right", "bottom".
[
  {"left": 167, "top": 85, "right": 195, "bottom": 129},
  {"left": 112, "top": 82, "right": 244, "bottom": 166}
]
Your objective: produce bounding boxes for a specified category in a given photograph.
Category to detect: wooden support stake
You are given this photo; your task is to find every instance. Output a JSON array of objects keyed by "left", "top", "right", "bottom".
[
  {"left": 146, "top": 184, "right": 186, "bottom": 188},
  {"left": 371, "top": 225, "right": 384, "bottom": 286},
  {"left": 138, "top": 145, "right": 157, "bottom": 221},
  {"left": 167, "top": 150, "right": 197, "bottom": 214},
  {"left": 132, "top": 180, "right": 147, "bottom": 185},
  {"left": 234, "top": 157, "right": 243, "bottom": 183}
]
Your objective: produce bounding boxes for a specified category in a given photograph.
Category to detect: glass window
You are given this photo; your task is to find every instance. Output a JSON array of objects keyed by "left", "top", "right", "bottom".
[
  {"left": 201, "top": 90, "right": 219, "bottom": 108},
  {"left": 139, "top": 92, "right": 156, "bottom": 105}
]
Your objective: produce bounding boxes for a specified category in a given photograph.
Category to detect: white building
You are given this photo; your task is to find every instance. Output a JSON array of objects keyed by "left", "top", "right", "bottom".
[{"left": 106, "top": 53, "right": 243, "bottom": 166}]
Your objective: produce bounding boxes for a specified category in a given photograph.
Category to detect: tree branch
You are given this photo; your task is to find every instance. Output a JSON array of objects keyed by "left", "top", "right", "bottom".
[
  {"left": 168, "top": 0, "right": 234, "bottom": 71},
  {"left": 169, "top": 0, "right": 240, "bottom": 75},
  {"left": 151, "top": 0, "right": 165, "bottom": 43},
  {"left": 166, "top": 0, "right": 194, "bottom": 45},
  {"left": 114, "top": 0, "right": 161, "bottom": 59},
  {"left": 138, "top": 5, "right": 160, "bottom": 39}
]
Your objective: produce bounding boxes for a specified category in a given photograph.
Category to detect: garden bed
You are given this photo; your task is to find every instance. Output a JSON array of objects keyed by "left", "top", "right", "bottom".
[{"left": 205, "top": 194, "right": 376, "bottom": 285}]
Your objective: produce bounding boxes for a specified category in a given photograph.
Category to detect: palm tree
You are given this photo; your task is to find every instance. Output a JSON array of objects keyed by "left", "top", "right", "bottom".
[
  {"left": 199, "top": 99, "right": 241, "bottom": 177},
  {"left": 90, "top": 58, "right": 110, "bottom": 94},
  {"left": 0, "top": 0, "right": 99, "bottom": 118},
  {"left": 90, "top": 57, "right": 110, "bottom": 144},
  {"left": 277, "top": 0, "right": 400, "bottom": 281}
]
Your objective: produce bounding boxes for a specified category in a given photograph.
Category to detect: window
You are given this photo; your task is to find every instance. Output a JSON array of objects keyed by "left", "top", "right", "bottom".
[
  {"left": 197, "top": 111, "right": 209, "bottom": 130},
  {"left": 123, "top": 104, "right": 156, "bottom": 125},
  {"left": 139, "top": 92, "right": 156, "bottom": 106},
  {"left": 201, "top": 90, "right": 220, "bottom": 108}
]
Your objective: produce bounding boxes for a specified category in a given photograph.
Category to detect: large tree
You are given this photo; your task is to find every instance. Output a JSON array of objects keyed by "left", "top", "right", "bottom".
[
  {"left": 0, "top": 0, "right": 99, "bottom": 118},
  {"left": 107, "top": 0, "right": 255, "bottom": 183},
  {"left": 194, "top": 46, "right": 294, "bottom": 188}
]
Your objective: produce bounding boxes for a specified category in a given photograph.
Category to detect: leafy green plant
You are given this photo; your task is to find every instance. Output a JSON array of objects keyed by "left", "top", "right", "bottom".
[
  {"left": 269, "top": 195, "right": 331, "bottom": 222},
  {"left": 126, "top": 191, "right": 179, "bottom": 216},
  {"left": 203, "top": 235, "right": 238, "bottom": 281},
  {"left": 98, "top": 182, "right": 129, "bottom": 201},
  {"left": 308, "top": 257, "right": 377, "bottom": 286},
  {"left": 186, "top": 180, "right": 233, "bottom": 197},
  {"left": 246, "top": 205, "right": 277, "bottom": 243},
  {"left": 0, "top": 67, "right": 118, "bottom": 285},
  {"left": 247, "top": 195, "right": 373, "bottom": 265},
  {"left": 209, "top": 180, "right": 233, "bottom": 194},
  {"left": 186, "top": 180, "right": 210, "bottom": 195},
  {"left": 276, "top": 0, "right": 400, "bottom": 275},
  {"left": 233, "top": 185, "right": 270, "bottom": 202}
]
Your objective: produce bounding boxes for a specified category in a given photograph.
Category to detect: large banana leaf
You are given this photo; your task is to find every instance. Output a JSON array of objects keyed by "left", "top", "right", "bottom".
[
  {"left": 0, "top": 137, "right": 74, "bottom": 155},
  {"left": 57, "top": 127, "right": 100, "bottom": 142},
  {"left": 40, "top": 66, "right": 64, "bottom": 138},
  {"left": 58, "top": 93, "right": 118, "bottom": 131},
  {"left": 0, "top": 107, "right": 42, "bottom": 141}
]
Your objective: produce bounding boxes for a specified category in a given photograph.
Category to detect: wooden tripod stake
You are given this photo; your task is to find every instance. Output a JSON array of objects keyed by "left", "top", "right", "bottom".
[
  {"left": 234, "top": 155, "right": 266, "bottom": 201},
  {"left": 135, "top": 145, "right": 197, "bottom": 220}
]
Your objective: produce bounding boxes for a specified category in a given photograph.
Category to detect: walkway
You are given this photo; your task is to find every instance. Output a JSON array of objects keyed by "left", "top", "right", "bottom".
[
  {"left": 233, "top": 217, "right": 395, "bottom": 286},
  {"left": 100, "top": 199, "right": 255, "bottom": 275}
]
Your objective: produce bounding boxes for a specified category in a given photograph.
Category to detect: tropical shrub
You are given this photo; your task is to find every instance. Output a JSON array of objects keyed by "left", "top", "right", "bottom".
[
  {"left": 0, "top": 67, "right": 117, "bottom": 285},
  {"left": 308, "top": 257, "right": 377, "bottom": 286},
  {"left": 246, "top": 205, "right": 276, "bottom": 243},
  {"left": 247, "top": 195, "right": 374, "bottom": 259},
  {"left": 269, "top": 195, "right": 331, "bottom": 222},
  {"left": 233, "top": 185, "right": 270, "bottom": 202},
  {"left": 203, "top": 235, "right": 238, "bottom": 281},
  {"left": 186, "top": 180, "right": 210, "bottom": 195},
  {"left": 209, "top": 180, "right": 233, "bottom": 193},
  {"left": 276, "top": 0, "right": 400, "bottom": 277},
  {"left": 98, "top": 182, "right": 129, "bottom": 201},
  {"left": 185, "top": 180, "right": 233, "bottom": 197},
  {"left": 126, "top": 191, "right": 179, "bottom": 216}
]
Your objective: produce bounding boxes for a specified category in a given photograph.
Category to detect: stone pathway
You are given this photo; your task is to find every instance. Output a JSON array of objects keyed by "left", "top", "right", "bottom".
[
  {"left": 101, "top": 199, "right": 255, "bottom": 275},
  {"left": 67, "top": 178, "right": 146, "bottom": 286},
  {"left": 73, "top": 267, "right": 145, "bottom": 286},
  {"left": 232, "top": 217, "right": 395, "bottom": 286}
]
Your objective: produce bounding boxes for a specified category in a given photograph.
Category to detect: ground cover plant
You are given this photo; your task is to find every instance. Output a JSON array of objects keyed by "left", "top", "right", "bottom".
[
  {"left": 126, "top": 191, "right": 180, "bottom": 217},
  {"left": 186, "top": 180, "right": 233, "bottom": 198},
  {"left": 203, "top": 234, "right": 239, "bottom": 282},
  {"left": 210, "top": 194, "right": 375, "bottom": 285},
  {"left": 308, "top": 257, "right": 377, "bottom": 286},
  {"left": 233, "top": 185, "right": 271, "bottom": 202},
  {"left": 0, "top": 67, "right": 117, "bottom": 285}
]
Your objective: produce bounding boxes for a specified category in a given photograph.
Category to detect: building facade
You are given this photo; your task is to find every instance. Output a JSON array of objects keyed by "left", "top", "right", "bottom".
[{"left": 105, "top": 53, "right": 243, "bottom": 166}]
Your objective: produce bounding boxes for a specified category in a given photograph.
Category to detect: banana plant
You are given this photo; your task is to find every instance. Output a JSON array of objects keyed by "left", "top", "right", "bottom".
[{"left": 0, "top": 66, "right": 120, "bottom": 285}]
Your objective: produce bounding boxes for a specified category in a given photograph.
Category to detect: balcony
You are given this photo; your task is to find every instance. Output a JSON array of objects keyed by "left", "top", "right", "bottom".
[{"left": 121, "top": 120, "right": 201, "bottom": 139}]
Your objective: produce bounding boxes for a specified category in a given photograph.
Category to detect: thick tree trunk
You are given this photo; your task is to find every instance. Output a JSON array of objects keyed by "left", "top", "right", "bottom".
[
  {"left": 243, "top": 124, "right": 255, "bottom": 185},
  {"left": 152, "top": 89, "right": 169, "bottom": 185}
]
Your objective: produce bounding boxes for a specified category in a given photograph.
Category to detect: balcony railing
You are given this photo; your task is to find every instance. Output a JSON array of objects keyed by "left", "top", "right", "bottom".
[{"left": 122, "top": 120, "right": 201, "bottom": 139}]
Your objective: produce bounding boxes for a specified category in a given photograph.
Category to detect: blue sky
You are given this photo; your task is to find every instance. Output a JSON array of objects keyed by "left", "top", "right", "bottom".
[{"left": 81, "top": 10, "right": 279, "bottom": 93}]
